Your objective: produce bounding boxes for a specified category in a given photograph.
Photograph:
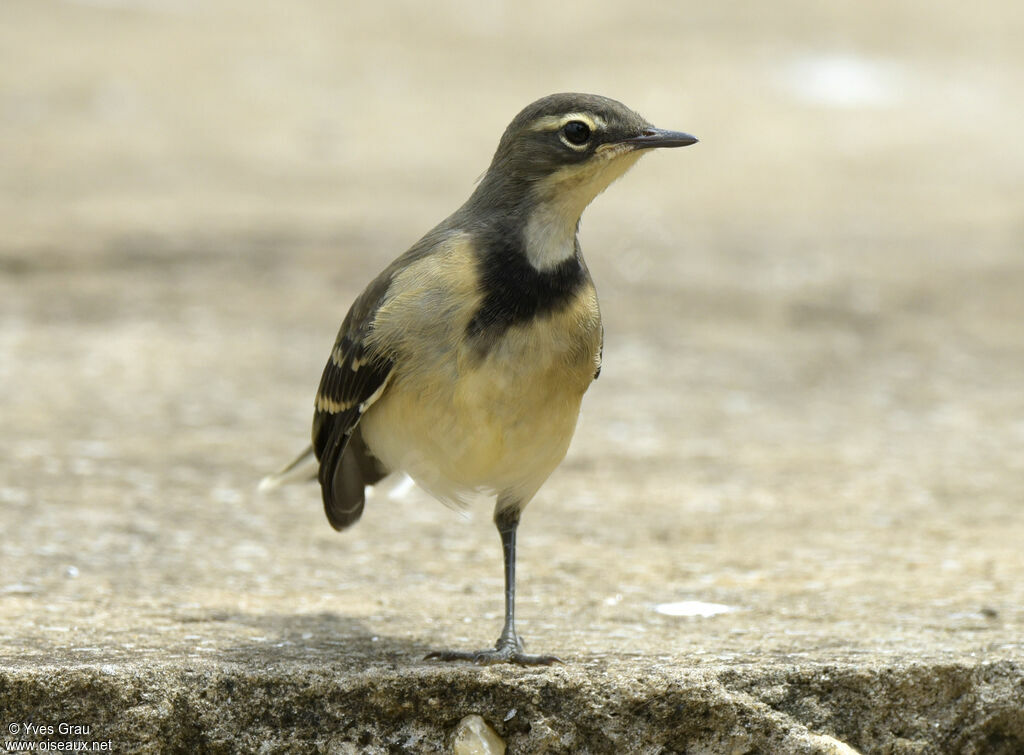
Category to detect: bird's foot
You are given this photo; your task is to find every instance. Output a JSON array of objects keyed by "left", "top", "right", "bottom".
[{"left": 425, "top": 637, "right": 562, "bottom": 666}]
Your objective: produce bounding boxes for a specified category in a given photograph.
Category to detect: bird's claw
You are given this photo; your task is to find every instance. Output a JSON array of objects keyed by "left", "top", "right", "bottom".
[{"left": 425, "top": 641, "right": 562, "bottom": 666}]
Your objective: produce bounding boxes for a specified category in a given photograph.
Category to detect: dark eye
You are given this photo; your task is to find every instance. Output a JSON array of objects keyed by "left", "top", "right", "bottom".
[{"left": 562, "top": 120, "right": 591, "bottom": 146}]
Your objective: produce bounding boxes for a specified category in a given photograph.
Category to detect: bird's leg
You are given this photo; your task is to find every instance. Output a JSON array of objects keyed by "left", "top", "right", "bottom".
[
  {"left": 494, "top": 506, "right": 524, "bottom": 653},
  {"left": 425, "top": 505, "right": 561, "bottom": 666}
]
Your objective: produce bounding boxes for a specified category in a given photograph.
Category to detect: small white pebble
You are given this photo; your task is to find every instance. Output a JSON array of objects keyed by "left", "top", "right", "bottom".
[
  {"left": 452, "top": 714, "right": 505, "bottom": 755},
  {"left": 802, "top": 733, "right": 861, "bottom": 754},
  {"left": 655, "top": 601, "right": 734, "bottom": 618}
]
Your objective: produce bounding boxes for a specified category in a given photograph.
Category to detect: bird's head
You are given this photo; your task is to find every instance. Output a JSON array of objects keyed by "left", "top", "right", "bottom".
[{"left": 470, "top": 93, "right": 697, "bottom": 222}]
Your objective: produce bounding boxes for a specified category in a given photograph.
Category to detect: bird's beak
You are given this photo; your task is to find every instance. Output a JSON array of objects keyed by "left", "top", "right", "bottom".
[{"left": 619, "top": 127, "right": 698, "bottom": 150}]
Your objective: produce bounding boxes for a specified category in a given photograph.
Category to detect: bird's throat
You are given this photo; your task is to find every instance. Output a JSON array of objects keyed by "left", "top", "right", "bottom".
[
  {"left": 522, "top": 201, "right": 582, "bottom": 272},
  {"left": 520, "top": 149, "right": 646, "bottom": 271}
]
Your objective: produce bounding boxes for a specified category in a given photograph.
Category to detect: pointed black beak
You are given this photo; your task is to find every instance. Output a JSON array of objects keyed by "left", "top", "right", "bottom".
[{"left": 620, "top": 127, "right": 698, "bottom": 150}]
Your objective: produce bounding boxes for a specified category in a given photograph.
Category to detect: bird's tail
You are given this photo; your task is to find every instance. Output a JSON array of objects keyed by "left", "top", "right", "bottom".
[{"left": 258, "top": 446, "right": 318, "bottom": 492}]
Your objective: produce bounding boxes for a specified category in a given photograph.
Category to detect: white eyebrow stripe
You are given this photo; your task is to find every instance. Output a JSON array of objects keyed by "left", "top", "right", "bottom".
[{"left": 528, "top": 112, "right": 607, "bottom": 133}]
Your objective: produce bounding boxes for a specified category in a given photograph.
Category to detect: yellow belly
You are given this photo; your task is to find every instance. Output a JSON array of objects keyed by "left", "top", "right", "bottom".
[
  {"left": 361, "top": 293, "right": 601, "bottom": 508},
  {"left": 358, "top": 234, "right": 602, "bottom": 508}
]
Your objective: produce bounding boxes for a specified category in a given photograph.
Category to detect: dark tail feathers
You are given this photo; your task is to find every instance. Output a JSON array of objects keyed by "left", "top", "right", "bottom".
[{"left": 318, "top": 426, "right": 388, "bottom": 531}]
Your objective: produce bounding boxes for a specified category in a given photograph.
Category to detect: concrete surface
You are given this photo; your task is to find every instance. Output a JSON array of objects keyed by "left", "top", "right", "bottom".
[{"left": 2, "top": 1, "right": 1024, "bottom": 752}]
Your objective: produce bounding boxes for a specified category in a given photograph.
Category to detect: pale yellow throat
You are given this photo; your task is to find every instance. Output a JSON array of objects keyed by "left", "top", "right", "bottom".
[{"left": 523, "top": 146, "right": 645, "bottom": 271}]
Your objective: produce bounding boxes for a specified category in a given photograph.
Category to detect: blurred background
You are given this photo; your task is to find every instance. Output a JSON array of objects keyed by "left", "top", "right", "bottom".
[{"left": 2, "top": 0, "right": 1022, "bottom": 662}]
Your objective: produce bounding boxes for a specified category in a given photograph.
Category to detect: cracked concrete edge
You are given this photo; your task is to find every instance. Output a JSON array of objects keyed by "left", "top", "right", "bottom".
[{"left": 1, "top": 659, "right": 1021, "bottom": 753}]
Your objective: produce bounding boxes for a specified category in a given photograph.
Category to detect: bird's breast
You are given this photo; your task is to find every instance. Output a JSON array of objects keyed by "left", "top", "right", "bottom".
[
  {"left": 361, "top": 245, "right": 601, "bottom": 504},
  {"left": 465, "top": 280, "right": 602, "bottom": 392}
]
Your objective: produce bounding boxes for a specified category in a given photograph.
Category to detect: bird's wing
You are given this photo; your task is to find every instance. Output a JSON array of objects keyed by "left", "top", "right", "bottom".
[
  {"left": 311, "top": 225, "right": 461, "bottom": 528},
  {"left": 312, "top": 275, "right": 395, "bottom": 530}
]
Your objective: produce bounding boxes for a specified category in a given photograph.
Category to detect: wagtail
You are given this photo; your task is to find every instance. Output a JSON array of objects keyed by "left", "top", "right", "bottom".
[{"left": 263, "top": 93, "right": 697, "bottom": 664}]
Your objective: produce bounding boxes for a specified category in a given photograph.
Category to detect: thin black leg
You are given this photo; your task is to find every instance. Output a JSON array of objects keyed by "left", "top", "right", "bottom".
[
  {"left": 494, "top": 506, "right": 523, "bottom": 652},
  {"left": 425, "top": 505, "right": 561, "bottom": 666}
]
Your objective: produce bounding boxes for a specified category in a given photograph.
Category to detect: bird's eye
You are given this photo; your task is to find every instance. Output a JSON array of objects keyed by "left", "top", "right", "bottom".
[{"left": 562, "top": 120, "right": 591, "bottom": 146}]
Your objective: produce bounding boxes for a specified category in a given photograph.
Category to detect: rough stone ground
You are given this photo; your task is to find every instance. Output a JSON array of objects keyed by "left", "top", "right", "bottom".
[{"left": 2, "top": 1, "right": 1023, "bottom": 752}]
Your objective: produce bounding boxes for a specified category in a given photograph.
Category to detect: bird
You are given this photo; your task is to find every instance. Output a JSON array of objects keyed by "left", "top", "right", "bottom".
[{"left": 262, "top": 93, "right": 697, "bottom": 665}]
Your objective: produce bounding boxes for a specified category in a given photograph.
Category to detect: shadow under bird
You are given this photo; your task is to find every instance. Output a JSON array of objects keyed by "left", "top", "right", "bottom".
[{"left": 263, "top": 92, "right": 697, "bottom": 664}]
